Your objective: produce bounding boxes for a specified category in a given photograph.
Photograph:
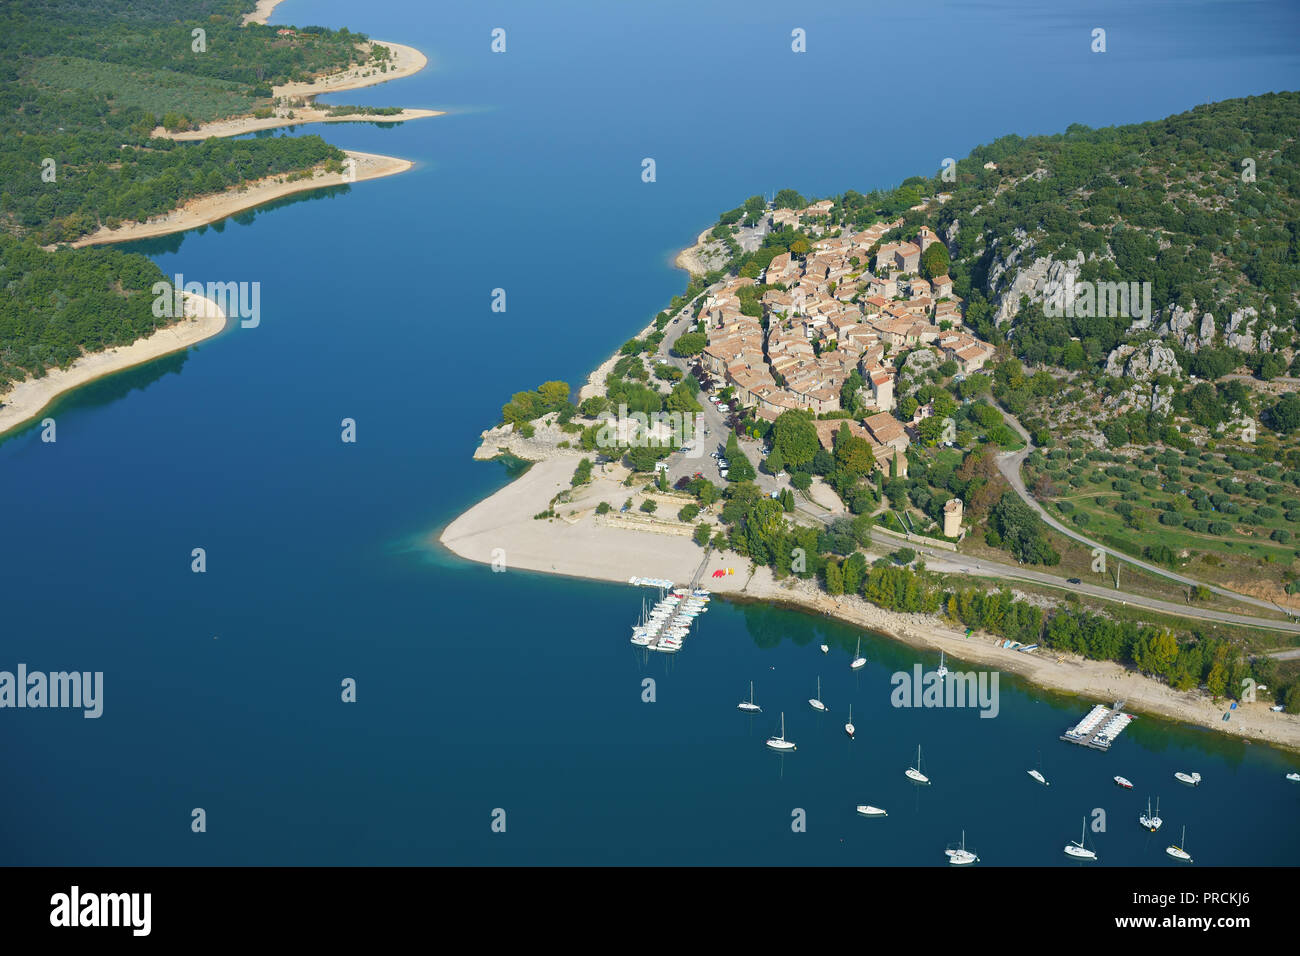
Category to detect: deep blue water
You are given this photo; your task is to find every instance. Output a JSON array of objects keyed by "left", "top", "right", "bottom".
[{"left": 2, "top": 0, "right": 1299, "bottom": 864}]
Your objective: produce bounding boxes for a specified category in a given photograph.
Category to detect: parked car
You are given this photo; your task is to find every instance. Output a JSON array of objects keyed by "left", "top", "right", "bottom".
[{"left": 718, "top": 404, "right": 730, "bottom": 413}]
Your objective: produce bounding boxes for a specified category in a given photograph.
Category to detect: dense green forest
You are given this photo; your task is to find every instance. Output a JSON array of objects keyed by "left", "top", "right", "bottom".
[
  {"left": 0, "top": 0, "right": 366, "bottom": 388},
  {"left": 912, "top": 94, "right": 1297, "bottom": 368}
]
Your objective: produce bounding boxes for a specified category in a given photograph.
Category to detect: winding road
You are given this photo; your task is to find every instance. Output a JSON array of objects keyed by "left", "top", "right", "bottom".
[{"left": 994, "top": 410, "right": 1291, "bottom": 617}]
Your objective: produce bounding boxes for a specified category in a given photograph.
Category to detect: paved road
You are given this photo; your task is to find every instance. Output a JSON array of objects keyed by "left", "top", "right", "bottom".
[
  {"left": 994, "top": 411, "right": 1289, "bottom": 617},
  {"left": 782, "top": 478, "right": 1300, "bottom": 633}
]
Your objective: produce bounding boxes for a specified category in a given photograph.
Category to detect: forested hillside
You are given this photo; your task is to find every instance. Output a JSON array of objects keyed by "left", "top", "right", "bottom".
[{"left": 0, "top": 0, "right": 365, "bottom": 389}]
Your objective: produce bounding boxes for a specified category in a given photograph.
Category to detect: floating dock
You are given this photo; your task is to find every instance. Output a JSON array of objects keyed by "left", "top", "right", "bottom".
[{"left": 1060, "top": 700, "right": 1133, "bottom": 751}]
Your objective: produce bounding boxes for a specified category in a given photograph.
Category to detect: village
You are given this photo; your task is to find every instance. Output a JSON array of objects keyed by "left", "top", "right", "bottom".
[{"left": 699, "top": 201, "right": 996, "bottom": 478}]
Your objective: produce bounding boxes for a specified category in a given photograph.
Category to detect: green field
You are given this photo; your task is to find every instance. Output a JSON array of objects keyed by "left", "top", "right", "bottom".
[
  {"left": 28, "top": 56, "right": 261, "bottom": 124},
  {"left": 1025, "top": 440, "right": 1300, "bottom": 594}
]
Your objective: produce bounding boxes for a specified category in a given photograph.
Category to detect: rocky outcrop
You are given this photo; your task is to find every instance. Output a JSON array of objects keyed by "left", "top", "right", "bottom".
[
  {"left": 985, "top": 231, "right": 1088, "bottom": 327},
  {"left": 1104, "top": 340, "right": 1181, "bottom": 381},
  {"left": 472, "top": 416, "right": 589, "bottom": 462},
  {"left": 1226, "top": 307, "right": 1259, "bottom": 351},
  {"left": 1152, "top": 303, "right": 1215, "bottom": 352}
]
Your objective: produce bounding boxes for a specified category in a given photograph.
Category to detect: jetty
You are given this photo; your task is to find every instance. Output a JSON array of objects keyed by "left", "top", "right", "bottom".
[
  {"left": 1060, "top": 700, "right": 1134, "bottom": 751},
  {"left": 632, "top": 550, "right": 713, "bottom": 652}
]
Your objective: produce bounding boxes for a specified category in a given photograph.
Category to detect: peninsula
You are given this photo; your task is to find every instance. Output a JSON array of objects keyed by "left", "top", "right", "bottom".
[{"left": 442, "top": 93, "right": 1300, "bottom": 753}]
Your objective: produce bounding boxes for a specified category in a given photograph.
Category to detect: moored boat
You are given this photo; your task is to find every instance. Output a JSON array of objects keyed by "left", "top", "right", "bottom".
[{"left": 1114, "top": 776, "right": 1134, "bottom": 789}]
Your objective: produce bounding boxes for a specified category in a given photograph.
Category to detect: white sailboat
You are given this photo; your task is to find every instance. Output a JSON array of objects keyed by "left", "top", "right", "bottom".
[
  {"left": 905, "top": 744, "right": 930, "bottom": 784},
  {"left": 1166, "top": 825, "right": 1193, "bottom": 862},
  {"left": 1114, "top": 776, "right": 1134, "bottom": 789},
  {"left": 765, "top": 711, "right": 796, "bottom": 751},
  {"left": 851, "top": 636, "right": 866, "bottom": 670},
  {"left": 1063, "top": 817, "right": 1098, "bottom": 861},
  {"left": 856, "top": 804, "right": 887, "bottom": 817},
  {"left": 1288, "top": 771, "right": 1300, "bottom": 783},
  {"left": 946, "top": 830, "right": 978, "bottom": 865},
  {"left": 844, "top": 704, "right": 855, "bottom": 738},
  {"left": 936, "top": 651, "right": 948, "bottom": 680},
  {"left": 820, "top": 643, "right": 829, "bottom": 654},
  {"left": 1139, "top": 796, "right": 1162, "bottom": 832},
  {"left": 1027, "top": 750, "right": 1049, "bottom": 786},
  {"left": 1174, "top": 771, "right": 1201, "bottom": 786},
  {"left": 808, "top": 676, "right": 827, "bottom": 712},
  {"left": 737, "top": 680, "right": 761, "bottom": 713}
]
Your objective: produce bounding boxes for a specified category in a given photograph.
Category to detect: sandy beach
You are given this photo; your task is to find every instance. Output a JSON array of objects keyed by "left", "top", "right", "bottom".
[
  {"left": 153, "top": 39, "right": 434, "bottom": 141},
  {"left": 0, "top": 292, "right": 227, "bottom": 437},
  {"left": 65, "top": 150, "right": 412, "bottom": 249},
  {"left": 274, "top": 41, "right": 429, "bottom": 100},
  {"left": 440, "top": 455, "right": 1300, "bottom": 753},
  {"left": 241, "top": 0, "right": 286, "bottom": 25}
]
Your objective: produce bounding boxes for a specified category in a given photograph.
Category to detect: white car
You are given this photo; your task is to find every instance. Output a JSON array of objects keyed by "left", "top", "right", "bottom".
[
  {"left": 708, "top": 395, "right": 720, "bottom": 403},
  {"left": 718, "top": 404, "right": 730, "bottom": 413}
]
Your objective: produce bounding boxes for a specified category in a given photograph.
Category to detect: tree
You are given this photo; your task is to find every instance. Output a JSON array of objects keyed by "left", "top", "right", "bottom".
[
  {"left": 765, "top": 447, "right": 785, "bottom": 474},
  {"left": 671, "top": 332, "right": 707, "bottom": 357},
  {"left": 774, "top": 188, "right": 806, "bottom": 209},
  {"left": 693, "top": 522, "right": 711, "bottom": 546},
  {"left": 772, "top": 411, "right": 820, "bottom": 468},
  {"left": 1270, "top": 393, "right": 1300, "bottom": 434},
  {"left": 640, "top": 499, "right": 658, "bottom": 514},
  {"left": 920, "top": 241, "right": 950, "bottom": 279},
  {"left": 824, "top": 559, "right": 844, "bottom": 595},
  {"left": 989, "top": 490, "right": 1060, "bottom": 565}
]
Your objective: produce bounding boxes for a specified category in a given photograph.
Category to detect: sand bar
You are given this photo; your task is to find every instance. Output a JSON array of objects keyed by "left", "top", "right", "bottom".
[
  {"left": 439, "top": 456, "right": 1300, "bottom": 753},
  {"left": 64, "top": 150, "right": 412, "bottom": 249},
  {"left": 0, "top": 292, "right": 227, "bottom": 437},
  {"left": 161, "top": 106, "right": 441, "bottom": 142}
]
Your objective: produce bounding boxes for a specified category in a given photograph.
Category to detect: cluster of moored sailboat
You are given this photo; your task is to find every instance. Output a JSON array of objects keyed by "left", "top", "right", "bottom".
[
  {"left": 629, "top": 587, "right": 711, "bottom": 652},
  {"left": 1056, "top": 772, "right": 1202, "bottom": 862}
]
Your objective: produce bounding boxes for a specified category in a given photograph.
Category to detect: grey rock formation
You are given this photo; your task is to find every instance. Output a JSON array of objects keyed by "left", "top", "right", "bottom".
[{"left": 1104, "top": 340, "right": 1181, "bottom": 381}]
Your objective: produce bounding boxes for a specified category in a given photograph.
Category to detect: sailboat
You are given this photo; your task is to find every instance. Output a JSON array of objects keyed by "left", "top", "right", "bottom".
[
  {"left": 1139, "top": 796, "right": 1162, "bottom": 832},
  {"left": 851, "top": 636, "right": 866, "bottom": 670},
  {"left": 1166, "top": 825, "right": 1193, "bottom": 862},
  {"left": 936, "top": 651, "right": 948, "bottom": 680},
  {"left": 820, "top": 644, "right": 829, "bottom": 654},
  {"left": 1288, "top": 771, "right": 1300, "bottom": 783},
  {"left": 905, "top": 744, "right": 930, "bottom": 784},
  {"left": 844, "top": 704, "right": 855, "bottom": 738},
  {"left": 1063, "top": 817, "right": 1098, "bottom": 861},
  {"left": 1114, "top": 776, "right": 1134, "bottom": 789},
  {"left": 808, "top": 676, "right": 827, "bottom": 712},
  {"left": 1027, "top": 751, "right": 1049, "bottom": 786},
  {"left": 737, "top": 681, "right": 761, "bottom": 713},
  {"left": 945, "top": 830, "right": 978, "bottom": 865},
  {"left": 856, "top": 804, "right": 887, "bottom": 817},
  {"left": 765, "top": 712, "right": 796, "bottom": 751}
]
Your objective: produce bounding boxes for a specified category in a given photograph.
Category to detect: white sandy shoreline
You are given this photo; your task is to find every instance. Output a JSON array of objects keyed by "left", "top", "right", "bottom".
[
  {"left": 0, "top": 292, "right": 227, "bottom": 438},
  {"left": 66, "top": 150, "right": 413, "bottom": 249},
  {"left": 439, "top": 456, "right": 1300, "bottom": 754}
]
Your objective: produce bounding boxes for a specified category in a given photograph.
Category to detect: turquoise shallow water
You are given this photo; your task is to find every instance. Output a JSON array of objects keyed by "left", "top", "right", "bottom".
[{"left": 1, "top": 0, "right": 1298, "bottom": 864}]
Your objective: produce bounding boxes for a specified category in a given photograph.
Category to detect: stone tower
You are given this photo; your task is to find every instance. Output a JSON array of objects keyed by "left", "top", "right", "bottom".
[{"left": 943, "top": 497, "right": 963, "bottom": 538}]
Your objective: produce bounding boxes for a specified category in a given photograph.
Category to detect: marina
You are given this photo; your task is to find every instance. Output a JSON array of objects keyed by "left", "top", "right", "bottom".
[
  {"left": 1060, "top": 701, "right": 1135, "bottom": 751},
  {"left": 629, "top": 556, "right": 713, "bottom": 652}
]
